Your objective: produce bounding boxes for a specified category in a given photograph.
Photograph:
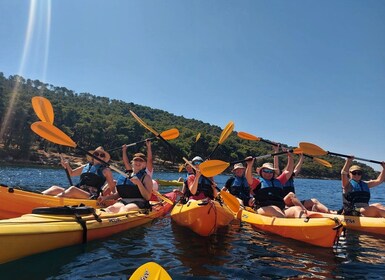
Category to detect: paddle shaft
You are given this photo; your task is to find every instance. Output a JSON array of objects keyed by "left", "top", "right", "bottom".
[
  {"left": 107, "top": 137, "right": 156, "bottom": 152},
  {"left": 230, "top": 150, "right": 291, "bottom": 165},
  {"left": 59, "top": 154, "right": 73, "bottom": 186},
  {"left": 327, "top": 151, "right": 382, "bottom": 164}
]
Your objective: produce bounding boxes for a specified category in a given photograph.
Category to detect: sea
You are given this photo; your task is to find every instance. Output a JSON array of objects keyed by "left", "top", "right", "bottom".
[{"left": 0, "top": 166, "right": 384, "bottom": 280}]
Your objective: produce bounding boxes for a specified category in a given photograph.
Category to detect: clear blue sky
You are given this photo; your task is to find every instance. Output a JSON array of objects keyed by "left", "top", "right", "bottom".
[{"left": 1, "top": 0, "right": 384, "bottom": 170}]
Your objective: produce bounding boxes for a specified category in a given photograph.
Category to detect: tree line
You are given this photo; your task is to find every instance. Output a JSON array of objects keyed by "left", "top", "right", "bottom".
[{"left": 0, "top": 72, "right": 379, "bottom": 179}]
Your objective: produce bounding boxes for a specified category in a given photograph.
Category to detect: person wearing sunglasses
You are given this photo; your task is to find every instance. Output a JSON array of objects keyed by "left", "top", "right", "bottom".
[
  {"left": 274, "top": 147, "right": 333, "bottom": 213},
  {"left": 340, "top": 157, "right": 385, "bottom": 217},
  {"left": 42, "top": 146, "right": 116, "bottom": 200},
  {"left": 245, "top": 153, "right": 309, "bottom": 218},
  {"left": 99, "top": 153, "right": 153, "bottom": 212},
  {"left": 187, "top": 156, "right": 218, "bottom": 200},
  {"left": 222, "top": 163, "right": 253, "bottom": 207}
]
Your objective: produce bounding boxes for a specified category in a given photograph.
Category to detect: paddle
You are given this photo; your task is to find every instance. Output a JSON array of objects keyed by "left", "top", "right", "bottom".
[
  {"left": 195, "top": 132, "right": 201, "bottom": 143},
  {"left": 107, "top": 128, "right": 179, "bottom": 152},
  {"left": 130, "top": 110, "right": 180, "bottom": 160},
  {"left": 199, "top": 149, "right": 302, "bottom": 177},
  {"left": 299, "top": 142, "right": 383, "bottom": 165},
  {"left": 129, "top": 262, "right": 171, "bottom": 280},
  {"left": 31, "top": 96, "right": 54, "bottom": 124},
  {"left": 220, "top": 190, "right": 241, "bottom": 213},
  {"left": 31, "top": 96, "right": 76, "bottom": 184},
  {"left": 207, "top": 121, "right": 234, "bottom": 159},
  {"left": 238, "top": 131, "right": 332, "bottom": 168},
  {"left": 30, "top": 121, "right": 174, "bottom": 205}
]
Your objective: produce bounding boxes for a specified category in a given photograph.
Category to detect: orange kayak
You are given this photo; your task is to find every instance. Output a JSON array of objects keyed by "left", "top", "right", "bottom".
[
  {"left": 0, "top": 185, "right": 98, "bottom": 219},
  {"left": 170, "top": 199, "right": 234, "bottom": 236},
  {"left": 240, "top": 209, "right": 343, "bottom": 248},
  {"left": 0, "top": 191, "right": 176, "bottom": 264}
]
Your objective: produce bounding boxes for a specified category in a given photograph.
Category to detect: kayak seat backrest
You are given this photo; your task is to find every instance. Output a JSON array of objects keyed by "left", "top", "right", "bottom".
[{"left": 32, "top": 206, "right": 96, "bottom": 215}]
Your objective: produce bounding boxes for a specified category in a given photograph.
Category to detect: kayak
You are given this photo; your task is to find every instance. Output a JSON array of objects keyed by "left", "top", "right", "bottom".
[
  {"left": 0, "top": 192, "right": 176, "bottom": 264},
  {"left": 240, "top": 209, "right": 343, "bottom": 248},
  {"left": 170, "top": 199, "right": 234, "bottom": 236},
  {"left": 156, "top": 179, "right": 183, "bottom": 187},
  {"left": 0, "top": 185, "right": 98, "bottom": 219},
  {"left": 317, "top": 213, "right": 385, "bottom": 236}
]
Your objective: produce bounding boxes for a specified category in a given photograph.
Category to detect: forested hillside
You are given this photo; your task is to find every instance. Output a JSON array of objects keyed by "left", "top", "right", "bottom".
[{"left": 0, "top": 72, "right": 378, "bottom": 179}]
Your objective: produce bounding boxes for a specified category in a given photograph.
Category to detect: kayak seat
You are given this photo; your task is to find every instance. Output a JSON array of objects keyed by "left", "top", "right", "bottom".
[{"left": 32, "top": 205, "right": 96, "bottom": 215}]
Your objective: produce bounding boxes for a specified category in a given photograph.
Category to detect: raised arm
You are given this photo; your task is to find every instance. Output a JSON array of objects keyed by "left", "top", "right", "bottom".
[
  {"left": 341, "top": 157, "right": 353, "bottom": 189},
  {"left": 293, "top": 153, "right": 304, "bottom": 176},
  {"left": 367, "top": 162, "right": 385, "bottom": 188},
  {"left": 245, "top": 156, "right": 255, "bottom": 186},
  {"left": 122, "top": 145, "right": 132, "bottom": 172},
  {"left": 145, "top": 139, "right": 153, "bottom": 175}
]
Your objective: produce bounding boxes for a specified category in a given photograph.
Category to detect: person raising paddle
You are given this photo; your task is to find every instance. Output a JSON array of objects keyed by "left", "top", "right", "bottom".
[
  {"left": 187, "top": 156, "right": 218, "bottom": 200},
  {"left": 42, "top": 146, "right": 116, "bottom": 199},
  {"left": 340, "top": 157, "right": 385, "bottom": 217},
  {"left": 222, "top": 163, "right": 253, "bottom": 207}
]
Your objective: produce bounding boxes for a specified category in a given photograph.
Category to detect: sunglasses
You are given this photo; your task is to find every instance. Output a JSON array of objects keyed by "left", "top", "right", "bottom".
[
  {"left": 262, "top": 169, "right": 274, "bottom": 174},
  {"left": 192, "top": 161, "right": 203, "bottom": 165},
  {"left": 93, "top": 152, "right": 106, "bottom": 158},
  {"left": 351, "top": 171, "right": 362, "bottom": 176}
]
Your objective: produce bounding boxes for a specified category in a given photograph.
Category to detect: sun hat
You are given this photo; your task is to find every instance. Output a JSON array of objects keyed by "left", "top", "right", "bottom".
[
  {"left": 133, "top": 152, "right": 147, "bottom": 162},
  {"left": 232, "top": 163, "right": 245, "bottom": 172},
  {"left": 88, "top": 146, "right": 111, "bottom": 162},
  {"left": 258, "top": 162, "right": 277, "bottom": 174},
  {"left": 349, "top": 165, "right": 362, "bottom": 172}
]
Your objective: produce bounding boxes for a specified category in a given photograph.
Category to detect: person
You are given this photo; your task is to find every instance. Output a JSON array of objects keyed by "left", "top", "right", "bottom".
[
  {"left": 99, "top": 153, "right": 153, "bottom": 212},
  {"left": 42, "top": 147, "right": 116, "bottom": 199},
  {"left": 187, "top": 156, "right": 218, "bottom": 200},
  {"left": 340, "top": 157, "right": 385, "bottom": 217},
  {"left": 245, "top": 152, "right": 309, "bottom": 218},
  {"left": 222, "top": 163, "right": 252, "bottom": 207},
  {"left": 174, "top": 163, "right": 194, "bottom": 200},
  {"left": 274, "top": 147, "right": 332, "bottom": 213}
]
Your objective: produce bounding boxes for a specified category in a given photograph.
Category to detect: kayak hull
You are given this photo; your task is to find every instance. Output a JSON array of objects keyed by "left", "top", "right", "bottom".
[
  {"left": 318, "top": 213, "right": 385, "bottom": 236},
  {"left": 171, "top": 199, "right": 234, "bottom": 236},
  {"left": 0, "top": 192, "right": 176, "bottom": 264},
  {"left": 0, "top": 185, "right": 97, "bottom": 219},
  {"left": 156, "top": 179, "right": 183, "bottom": 187},
  {"left": 240, "top": 209, "right": 343, "bottom": 248}
]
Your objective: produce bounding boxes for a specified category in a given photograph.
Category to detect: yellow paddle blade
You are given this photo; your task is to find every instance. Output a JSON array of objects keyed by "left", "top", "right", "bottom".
[
  {"left": 313, "top": 157, "right": 332, "bottom": 168},
  {"left": 130, "top": 110, "right": 159, "bottom": 136},
  {"left": 293, "top": 147, "right": 303, "bottom": 154},
  {"left": 31, "top": 96, "right": 54, "bottom": 124},
  {"left": 129, "top": 262, "right": 171, "bottom": 280},
  {"left": 159, "top": 128, "right": 179, "bottom": 140},
  {"left": 237, "top": 131, "right": 261, "bottom": 141},
  {"left": 195, "top": 132, "right": 201, "bottom": 142},
  {"left": 31, "top": 122, "right": 77, "bottom": 148},
  {"left": 218, "top": 121, "right": 234, "bottom": 144},
  {"left": 152, "top": 191, "right": 174, "bottom": 205},
  {"left": 298, "top": 142, "right": 327, "bottom": 156},
  {"left": 199, "top": 160, "right": 230, "bottom": 177},
  {"left": 220, "top": 191, "right": 240, "bottom": 213},
  {"left": 178, "top": 163, "right": 185, "bottom": 173}
]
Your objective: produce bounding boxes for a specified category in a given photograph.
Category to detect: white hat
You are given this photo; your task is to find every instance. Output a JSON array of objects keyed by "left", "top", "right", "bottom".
[
  {"left": 232, "top": 163, "right": 245, "bottom": 172},
  {"left": 191, "top": 156, "right": 203, "bottom": 164}
]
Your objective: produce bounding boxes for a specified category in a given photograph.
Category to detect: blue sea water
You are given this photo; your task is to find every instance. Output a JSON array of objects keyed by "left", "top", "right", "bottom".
[{"left": 0, "top": 166, "right": 385, "bottom": 279}]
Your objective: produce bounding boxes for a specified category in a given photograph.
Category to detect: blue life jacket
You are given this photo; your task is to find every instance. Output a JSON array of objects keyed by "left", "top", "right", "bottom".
[
  {"left": 253, "top": 177, "right": 285, "bottom": 209},
  {"left": 116, "top": 169, "right": 147, "bottom": 199},
  {"left": 343, "top": 179, "right": 371, "bottom": 214},
  {"left": 226, "top": 176, "right": 250, "bottom": 205},
  {"left": 76, "top": 163, "right": 106, "bottom": 196}
]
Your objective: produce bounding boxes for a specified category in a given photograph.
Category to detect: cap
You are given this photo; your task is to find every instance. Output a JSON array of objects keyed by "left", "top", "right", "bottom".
[
  {"left": 133, "top": 152, "right": 147, "bottom": 162},
  {"left": 349, "top": 165, "right": 362, "bottom": 172}
]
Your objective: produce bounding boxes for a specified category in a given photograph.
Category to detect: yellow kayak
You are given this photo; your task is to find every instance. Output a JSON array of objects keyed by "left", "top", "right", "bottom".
[
  {"left": 318, "top": 213, "right": 385, "bottom": 236},
  {"left": 240, "top": 209, "right": 343, "bottom": 248},
  {"left": 0, "top": 185, "right": 98, "bottom": 219},
  {"left": 0, "top": 192, "right": 176, "bottom": 264},
  {"left": 171, "top": 199, "right": 234, "bottom": 236},
  {"left": 156, "top": 179, "right": 183, "bottom": 187}
]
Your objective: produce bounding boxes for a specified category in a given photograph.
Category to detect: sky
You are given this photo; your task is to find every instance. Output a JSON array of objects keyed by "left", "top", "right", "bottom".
[{"left": 0, "top": 0, "right": 384, "bottom": 170}]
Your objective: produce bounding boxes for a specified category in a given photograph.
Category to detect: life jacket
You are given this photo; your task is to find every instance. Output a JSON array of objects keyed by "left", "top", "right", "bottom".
[
  {"left": 342, "top": 179, "right": 371, "bottom": 215},
  {"left": 283, "top": 176, "right": 295, "bottom": 196},
  {"left": 190, "top": 175, "right": 215, "bottom": 200},
  {"left": 76, "top": 163, "right": 106, "bottom": 197},
  {"left": 116, "top": 169, "right": 147, "bottom": 199},
  {"left": 227, "top": 176, "right": 250, "bottom": 205},
  {"left": 253, "top": 177, "right": 285, "bottom": 210}
]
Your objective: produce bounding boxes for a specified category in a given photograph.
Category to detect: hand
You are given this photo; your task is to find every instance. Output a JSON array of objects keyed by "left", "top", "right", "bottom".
[
  {"left": 273, "top": 144, "right": 280, "bottom": 153},
  {"left": 130, "top": 176, "right": 140, "bottom": 185}
]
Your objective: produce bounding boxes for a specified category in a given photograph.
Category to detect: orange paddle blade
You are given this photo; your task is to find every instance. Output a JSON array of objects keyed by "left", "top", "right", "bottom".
[
  {"left": 237, "top": 131, "right": 261, "bottom": 141},
  {"left": 195, "top": 132, "right": 201, "bottom": 142},
  {"left": 199, "top": 160, "right": 230, "bottom": 177},
  {"left": 129, "top": 262, "right": 171, "bottom": 280},
  {"left": 313, "top": 157, "right": 332, "bottom": 168},
  {"left": 159, "top": 128, "right": 179, "bottom": 140},
  {"left": 130, "top": 110, "right": 159, "bottom": 136},
  {"left": 218, "top": 121, "right": 234, "bottom": 144},
  {"left": 31, "top": 96, "right": 54, "bottom": 124},
  {"left": 31, "top": 122, "right": 76, "bottom": 148},
  {"left": 298, "top": 142, "right": 327, "bottom": 156},
  {"left": 220, "top": 191, "right": 240, "bottom": 213}
]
